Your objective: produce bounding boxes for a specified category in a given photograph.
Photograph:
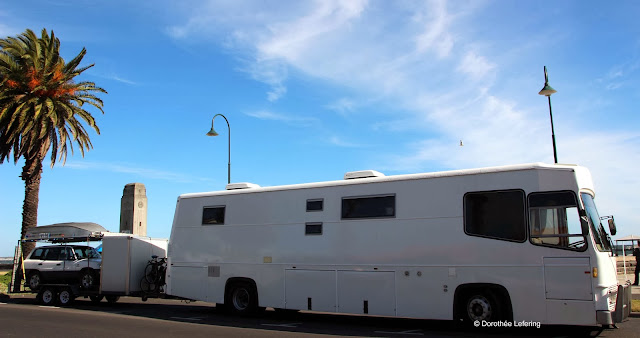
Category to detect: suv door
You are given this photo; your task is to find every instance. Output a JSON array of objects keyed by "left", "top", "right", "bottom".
[
  {"left": 40, "top": 247, "right": 66, "bottom": 281},
  {"left": 61, "top": 247, "right": 80, "bottom": 281}
]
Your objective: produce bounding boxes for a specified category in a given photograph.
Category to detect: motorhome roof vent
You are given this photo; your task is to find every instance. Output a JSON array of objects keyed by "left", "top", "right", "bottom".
[
  {"left": 343, "top": 170, "right": 385, "bottom": 180},
  {"left": 225, "top": 182, "right": 261, "bottom": 190}
]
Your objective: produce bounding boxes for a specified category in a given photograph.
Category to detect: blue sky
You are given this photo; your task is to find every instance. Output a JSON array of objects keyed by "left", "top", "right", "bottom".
[{"left": 1, "top": 0, "right": 639, "bottom": 256}]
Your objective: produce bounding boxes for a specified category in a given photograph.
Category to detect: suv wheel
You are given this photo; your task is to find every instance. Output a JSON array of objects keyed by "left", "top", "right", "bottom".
[
  {"left": 80, "top": 269, "right": 97, "bottom": 289},
  {"left": 27, "top": 272, "right": 42, "bottom": 291}
]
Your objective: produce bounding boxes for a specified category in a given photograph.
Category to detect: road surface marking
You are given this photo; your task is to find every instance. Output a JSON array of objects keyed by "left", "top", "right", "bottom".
[
  {"left": 261, "top": 322, "right": 302, "bottom": 328},
  {"left": 374, "top": 329, "right": 424, "bottom": 336},
  {"left": 170, "top": 317, "right": 204, "bottom": 321}
]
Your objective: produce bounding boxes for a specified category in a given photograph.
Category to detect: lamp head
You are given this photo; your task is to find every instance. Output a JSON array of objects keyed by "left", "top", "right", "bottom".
[
  {"left": 206, "top": 127, "right": 219, "bottom": 137},
  {"left": 206, "top": 117, "right": 219, "bottom": 136},
  {"left": 538, "top": 66, "right": 557, "bottom": 96},
  {"left": 538, "top": 84, "right": 557, "bottom": 97}
]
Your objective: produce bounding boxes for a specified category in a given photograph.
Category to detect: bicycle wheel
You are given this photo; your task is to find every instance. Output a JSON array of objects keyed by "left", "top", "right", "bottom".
[
  {"left": 140, "top": 276, "right": 157, "bottom": 293},
  {"left": 144, "top": 263, "right": 158, "bottom": 284}
]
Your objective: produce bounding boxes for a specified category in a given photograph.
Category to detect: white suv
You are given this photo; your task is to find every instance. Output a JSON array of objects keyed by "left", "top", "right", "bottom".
[{"left": 24, "top": 245, "right": 101, "bottom": 290}]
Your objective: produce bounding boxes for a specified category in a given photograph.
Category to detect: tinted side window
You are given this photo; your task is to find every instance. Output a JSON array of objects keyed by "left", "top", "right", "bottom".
[
  {"left": 202, "top": 206, "right": 225, "bottom": 225},
  {"left": 464, "top": 190, "right": 526, "bottom": 242},
  {"left": 342, "top": 195, "right": 395, "bottom": 219},
  {"left": 305, "top": 222, "right": 323, "bottom": 235},
  {"left": 30, "top": 248, "right": 45, "bottom": 259},
  {"left": 44, "top": 247, "right": 63, "bottom": 260},
  {"left": 306, "top": 199, "right": 324, "bottom": 212}
]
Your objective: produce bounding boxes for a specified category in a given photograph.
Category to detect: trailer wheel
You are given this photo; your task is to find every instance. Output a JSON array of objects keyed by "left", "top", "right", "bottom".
[
  {"left": 27, "top": 272, "right": 42, "bottom": 291},
  {"left": 80, "top": 269, "right": 97, "bottom": 289},
  {"left": 89, "top": 295, "right": 104, "bottom": 303},
  {"left": 40, "top": 287, "right": 56, "bottom": 306},
  {"left": 225, "top": 282, "right": 258, "bottom": 315},
  {"left": 58, "top": 288, "right": 75, "bottom": 306}
]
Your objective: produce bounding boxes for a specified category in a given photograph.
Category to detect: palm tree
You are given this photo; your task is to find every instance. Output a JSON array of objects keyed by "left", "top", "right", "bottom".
[{"left": 0, "top": 28, "right": 107, "bottom": 262}]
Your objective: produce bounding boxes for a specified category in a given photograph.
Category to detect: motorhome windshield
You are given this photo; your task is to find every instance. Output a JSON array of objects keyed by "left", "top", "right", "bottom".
[{"left": 580, "top": 192, "right": 612, "bottom": 252}]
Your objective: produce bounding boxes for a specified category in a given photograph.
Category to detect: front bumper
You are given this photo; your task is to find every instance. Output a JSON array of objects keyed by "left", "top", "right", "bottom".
[{"left": 597, "top": 283, "right": 631, "bottom": 325}]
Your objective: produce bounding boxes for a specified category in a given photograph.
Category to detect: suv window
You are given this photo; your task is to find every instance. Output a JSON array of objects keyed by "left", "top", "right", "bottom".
[
  {"left": 74, "top": 247, "right": 100, "bottom": 259},
  {"left": 30, "top": 248, "right": 45, "bottom": 259},
  {"left": 44, "top": 247, "right": 63, "bottom": 260}
]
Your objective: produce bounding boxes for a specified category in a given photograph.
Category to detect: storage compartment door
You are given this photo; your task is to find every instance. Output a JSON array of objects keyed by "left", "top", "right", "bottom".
[
  {"left": 543, "top": 257, "right": 592, "bottom": 300},
  {"left": 337, "top": 271, "right": 396, "bottom": 316},
  {"left": 285, "top": 270, "right": 336, "bottom": 312}
]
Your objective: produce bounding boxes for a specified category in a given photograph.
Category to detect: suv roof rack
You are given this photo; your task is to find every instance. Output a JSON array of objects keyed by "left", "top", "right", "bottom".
[{"left": 23, "top": 222, "right": 109, "bottom": 243}]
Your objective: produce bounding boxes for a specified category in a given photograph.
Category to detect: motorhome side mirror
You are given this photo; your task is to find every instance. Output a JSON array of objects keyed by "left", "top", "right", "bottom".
[{"left": 608, "top": 219, "right": 617, "bottom": 236}]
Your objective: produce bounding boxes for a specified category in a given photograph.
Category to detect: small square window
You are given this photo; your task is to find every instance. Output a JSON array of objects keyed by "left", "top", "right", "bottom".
[
  {"left": 305, "top": 222, "right": 323, "bottom": 235},
  {"left": 306, "top": 199, "right": 324, "bottom": 212},
  {"left": 202, "top": 206, "right": 225, "bottom": 225}
]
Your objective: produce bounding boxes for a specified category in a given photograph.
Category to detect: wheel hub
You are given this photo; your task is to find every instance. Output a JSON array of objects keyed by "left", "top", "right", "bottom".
[{"left": 467, "top": 296, "right": 492, "bottom": 321}]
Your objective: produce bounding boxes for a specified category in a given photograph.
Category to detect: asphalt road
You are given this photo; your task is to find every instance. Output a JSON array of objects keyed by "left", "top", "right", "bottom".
[{"left": 0, "top": 295, "right": 638, "bottom": 338}]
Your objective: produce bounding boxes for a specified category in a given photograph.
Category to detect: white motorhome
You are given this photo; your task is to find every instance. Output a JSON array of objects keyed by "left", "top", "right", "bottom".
[{"left": 166, "top": 163, "right": 630, "bottom": 326}]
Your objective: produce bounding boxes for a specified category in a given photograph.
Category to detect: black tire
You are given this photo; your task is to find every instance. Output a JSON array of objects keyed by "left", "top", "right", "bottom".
[
  {"left": 40, "top": 287, "right": 56, "bottom": 306},
  {"left": 144, "top": 263, "right": 158, "bottom": 284},
  {"left": 463, "top": 291, "right": 502, "bottom": 323},
  {"left": 80, "top": 269, "right": 97, "bottom": 289},
  {"left": 140, "top": 276, "right": 157, "bottom": 293},
  {"left": 89, "top": 295, "right": 104, "bottom": 303},
  {"left": 27, "top": 271, "right": 42, "bottom": 291},
  {"left": 105, "top": 295, "right": 120, "bottom": 304},
  {"left": 225, "top": 282, "right": 258, "bottom": 315},
  {"left": 58, "top": 288, "right": 75, "bottom": 306}
]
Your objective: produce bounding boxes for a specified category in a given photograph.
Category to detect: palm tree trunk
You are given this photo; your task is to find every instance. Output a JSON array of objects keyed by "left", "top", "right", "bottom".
[
  {"left": 19, "top": 156, "right": 43, "bottom": 259},
  {"left": 12, "top": 156, "right": 42, "bottom": 292}
]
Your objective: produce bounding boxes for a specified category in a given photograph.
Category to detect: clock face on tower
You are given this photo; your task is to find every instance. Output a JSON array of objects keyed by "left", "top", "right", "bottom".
[{"left": 138, "top": 201, "right": 144, "bottom": 208}]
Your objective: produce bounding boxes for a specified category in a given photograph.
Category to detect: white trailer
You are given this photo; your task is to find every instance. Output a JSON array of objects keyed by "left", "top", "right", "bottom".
[{"left": 166, "top": 163, "right": 631, "bottom": 326}]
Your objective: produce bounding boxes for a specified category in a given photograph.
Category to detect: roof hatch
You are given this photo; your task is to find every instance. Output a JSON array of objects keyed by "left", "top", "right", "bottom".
[
  {"left": 225, "top": 182, "right": 261, "bottom": 190},
  {"left": 343, "top": 170, "right": 385, "bottom": 180}
]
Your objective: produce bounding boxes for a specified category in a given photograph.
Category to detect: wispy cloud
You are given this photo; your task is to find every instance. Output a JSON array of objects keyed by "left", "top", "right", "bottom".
[
  {"left": 597, "top": 59, "right": 640, "bottom": 91},
  {"left": 64, "top": 161, "right": 210, "bottom": 183},
  {"left": 326, "top": 98, "right": 356, "bottom": 114},
  {"left": 456, "top": 51, "right": 495, "bottom": 80},
  {"left": 412, "top": 0, "right": 454, "bottom": 58},
  {"left": 90, "top": 71, "right": 138, "bottom": 85},
  {"left": 328, "top": 136, "right": 366, "bottom": 148},
  {"left": 244, "top": 110, "right": 319, "bottom": 127},
  {"left": 0, "top": 23, "right": 20, "bottom": 37}
]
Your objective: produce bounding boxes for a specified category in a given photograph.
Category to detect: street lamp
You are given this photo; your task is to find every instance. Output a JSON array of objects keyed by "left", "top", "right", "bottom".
[
  {"left": 206, "top": 114, "right": 231, "bottom": 184},
  {"left": 538, "top": 66, "right": 558, "bottom": 163}
]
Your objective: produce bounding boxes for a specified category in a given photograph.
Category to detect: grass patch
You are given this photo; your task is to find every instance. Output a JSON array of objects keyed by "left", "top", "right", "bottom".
[
  {"left": 0, "top": 271, "right": 11, "bottom": 294},
  {"left": 633, "top": 299, "right": 640, "bottom": 313}
]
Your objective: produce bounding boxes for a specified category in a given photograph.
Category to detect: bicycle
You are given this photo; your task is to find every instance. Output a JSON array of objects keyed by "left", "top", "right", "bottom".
[{"left": 140, "top": 255, "right": 167, "bottom": 295}]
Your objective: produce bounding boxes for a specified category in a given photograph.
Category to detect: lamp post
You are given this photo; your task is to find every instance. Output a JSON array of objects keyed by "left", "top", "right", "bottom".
[
  {"left": 206, "top": 114, "right": 231, "bottom": 184},
  {"left": 538, "top": 66, "right": 558, "bottom": 163}
]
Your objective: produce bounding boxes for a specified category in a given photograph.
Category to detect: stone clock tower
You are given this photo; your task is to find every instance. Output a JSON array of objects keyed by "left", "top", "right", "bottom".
[{"left": 120, "top": 183, "right": 147, "bottom": 236}]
